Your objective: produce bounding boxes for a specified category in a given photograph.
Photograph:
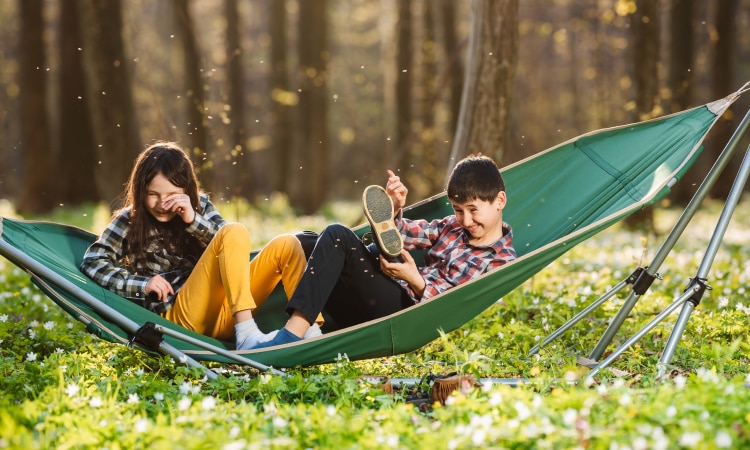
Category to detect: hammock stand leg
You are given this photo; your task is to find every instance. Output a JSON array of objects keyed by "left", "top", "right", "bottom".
[
  {"left": 152, "top": 323, "right": 286, "bottom": 376},
  {"left": 0, "top": 237, "right": 231, "bottom": 381},
  {"left": 588, "top": 141, "right": 750, "bottom": 379},
  {"left": 528, "top": 106, "right": 750, "bottom": 364}
]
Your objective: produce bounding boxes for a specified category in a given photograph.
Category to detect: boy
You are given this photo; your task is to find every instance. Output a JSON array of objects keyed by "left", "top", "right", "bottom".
[{"left": 250, "top": 154, "right": 516, "bottom": 349}]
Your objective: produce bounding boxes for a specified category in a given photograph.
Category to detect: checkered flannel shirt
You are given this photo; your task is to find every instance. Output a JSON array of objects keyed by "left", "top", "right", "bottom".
[
  {"left": 79, "top": 194, "right": 226, "bottom": 303},
  {"left": 396, "top": 213, "right": 516, "bottom": 303}
]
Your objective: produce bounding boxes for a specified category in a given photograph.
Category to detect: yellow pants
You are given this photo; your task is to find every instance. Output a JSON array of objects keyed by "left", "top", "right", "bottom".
[{"left": 165, "top": 223, "right": 308, "bottom": 341}]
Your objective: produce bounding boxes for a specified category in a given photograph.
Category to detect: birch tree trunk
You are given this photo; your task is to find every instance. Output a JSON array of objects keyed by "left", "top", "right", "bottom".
[{"left": 446, "top": 0, "right": 518, "bottom": 182}]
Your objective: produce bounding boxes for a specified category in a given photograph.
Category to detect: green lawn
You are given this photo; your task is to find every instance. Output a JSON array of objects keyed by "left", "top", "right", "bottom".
[{"left": 1, "top": 198, "right": 749, "bottom": 449}]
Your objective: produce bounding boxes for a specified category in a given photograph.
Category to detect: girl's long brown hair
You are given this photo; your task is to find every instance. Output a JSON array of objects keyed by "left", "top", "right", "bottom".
[{"left": 120, "top": 142, "right": 205, "bottom": 271}]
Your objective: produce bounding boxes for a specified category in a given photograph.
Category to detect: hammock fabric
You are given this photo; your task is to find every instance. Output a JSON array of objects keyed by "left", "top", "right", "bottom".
[{"left": 0, "top": 93, "right": 740, "bottom": 369}]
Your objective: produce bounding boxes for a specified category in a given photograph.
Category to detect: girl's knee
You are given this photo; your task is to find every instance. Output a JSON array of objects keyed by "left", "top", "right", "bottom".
[
  {"left": 268, "top": 234, "right": 304, "bottom": 257},
  {"left": 217, "top": 222, "right": 251, "bottom": 248}
]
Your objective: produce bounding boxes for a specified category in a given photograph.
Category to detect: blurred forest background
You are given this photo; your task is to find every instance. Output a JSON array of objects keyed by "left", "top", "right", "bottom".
[{"left": 1, "top": 0, "right": 750, "bottom": 216}]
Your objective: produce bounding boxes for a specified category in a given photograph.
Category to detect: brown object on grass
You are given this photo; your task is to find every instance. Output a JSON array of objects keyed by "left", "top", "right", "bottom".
[{"left": 430, "top": 374, "right": 476, "bottom": 405}]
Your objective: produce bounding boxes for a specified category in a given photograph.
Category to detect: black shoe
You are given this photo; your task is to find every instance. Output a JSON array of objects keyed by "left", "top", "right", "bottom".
[{"left": 362, "top": 185, "right": 403, "bottom": 260}]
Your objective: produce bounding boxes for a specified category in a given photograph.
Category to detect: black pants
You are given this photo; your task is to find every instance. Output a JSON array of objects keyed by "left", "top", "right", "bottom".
[{"left": 285, "top": 223, "right": 414, "bottom": 328}]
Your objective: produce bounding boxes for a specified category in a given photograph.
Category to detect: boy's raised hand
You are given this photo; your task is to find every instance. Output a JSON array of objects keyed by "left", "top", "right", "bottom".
[{"left": 385, "top": 170, "right": 408, "bottom": 212}]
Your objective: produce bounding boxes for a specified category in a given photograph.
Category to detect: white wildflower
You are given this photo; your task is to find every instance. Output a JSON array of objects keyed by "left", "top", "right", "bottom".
[
  {"left": 679, "top": 431, "right": 702, "bottom": 448},
  {"left": 272, "top": 416, "right": 288, "bottom": 428},
  {"left": 135, "top": 418, "right": 149, "bottom": 433},
  {"left": 127, "top": 394, "right": 139, "bottom": 404},
  {"left": 201, "top": 396, "right": 216, "bottom": 410},
  {"left": 177, "top": 396, "right": 192, "bottom": 411},
  {"left": 632, "top": 436, "right": 649, "bottom": 450},
  {"left": 326, "top": 405, "right": 337, "bottom": 416},
  {"left": 666, "top": 405, "right": 677, "bottom": 418},
  {"left": 471, "top": 429, "right": 486, "bottom": 446},
  {"left": 179, "top": 382, "right": 199, "bottom": 395},
  {"left": 562, "top": 408, "right": 577, "bottom": 427},
  {"left": 65, "top": 383, "right": 80, "bottom": 397},
  {"left": 26, "top": 352, "right": 37, "bottom": 362},
  {"left": 43, "top": 321, "right": 54, "bottom": 330},
  {"left": 514, "top": 400, "right": 531, "bottom": 421},
  {"left": 0, "top": 314, "right": 8, "bottom": 322},
  {"left": 673, "top": 374, "right": 687, "bottom": 389},
  {"left": 715, "top": 431, "right": 732, "bottom": 448},
  {"left": 153, "top": 392, "right": 165, "bottom": 401},
  {"left": 89, "top": 396, "right": 103, "bottom": 408}
]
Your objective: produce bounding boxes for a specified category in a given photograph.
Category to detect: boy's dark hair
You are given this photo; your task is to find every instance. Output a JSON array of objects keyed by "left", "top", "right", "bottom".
[{"left": 447, "top": 154, "right": 505, "bottom": 203}]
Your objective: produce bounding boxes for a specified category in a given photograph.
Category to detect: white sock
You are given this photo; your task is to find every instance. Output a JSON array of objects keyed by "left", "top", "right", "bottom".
[
  {"left": 304, "top": 323, "right": 323, "bottom": 339},
  {"left": 235, "top": 319, "right": 278, "bottom": 350}
]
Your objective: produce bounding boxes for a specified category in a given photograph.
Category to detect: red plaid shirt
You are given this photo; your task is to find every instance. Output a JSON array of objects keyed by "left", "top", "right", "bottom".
[{"left": 396, "top": 213, "right": 516, "bottom": 302}]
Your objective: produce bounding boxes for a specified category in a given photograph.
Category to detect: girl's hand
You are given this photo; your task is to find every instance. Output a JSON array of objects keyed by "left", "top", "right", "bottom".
[
  {"left": 385, "top": 170, "right": 408, "bottom": 212},
  {"left": 161, "top": 193, "right": 196, "bottom": 224},
  {"left": 145, "top": 275, "right": 175, "bottom": 302}
]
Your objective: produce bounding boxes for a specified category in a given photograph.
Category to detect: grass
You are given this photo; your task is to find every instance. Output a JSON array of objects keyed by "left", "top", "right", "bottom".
[{"left": 1, "top": 196, "right": 750, "bottom": 449}]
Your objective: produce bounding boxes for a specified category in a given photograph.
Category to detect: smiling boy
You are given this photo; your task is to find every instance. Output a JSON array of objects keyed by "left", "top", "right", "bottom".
[{"left": 251, "top": 154, "right": 517, "bottom": 348}]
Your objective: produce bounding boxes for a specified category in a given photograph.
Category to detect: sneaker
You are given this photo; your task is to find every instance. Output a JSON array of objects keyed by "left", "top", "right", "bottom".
[{"left": 362, "top": 185, "right": 403, "bottom": 260}]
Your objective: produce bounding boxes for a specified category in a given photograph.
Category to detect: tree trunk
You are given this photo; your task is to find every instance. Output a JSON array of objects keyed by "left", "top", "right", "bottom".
[
  {"left": 395, "top": 0, "right": 413, "bottom": 170},
  {"left": 421, "top": 0, "right": 440, "bottom": 194},
  {"left": 668, "top": 0, "right": 694, "bottom": 112},
  {"left": 624, "top": 0, "right": 660, "bottom": 229},
  {"left": 224, "top": 0, "right": 248, "bottom": 199},
  {"left": 446, "top": 0, "right": 518, "bottom": 181},
  {"left": 270, "top": 0, "right": 292, "bottom": 194},
  {"left": 667, "top": 0, "right": 695, "bottom": 204},
  {"left": 441, "top": 0, "right": 463, "bottom": 139},
  {"left": 59, "top": 0, "right": 99, "bottom": 206},
  {"left": 295, "top": 0, "right": 328, "bottom": 214},
  {"left": 77, "top": 0, "right": 141, "bottom": 205},
  {"left": 173, "top": 0, "right": 211, "bottom": 191},
  {"left": 708, "top": 0, "right": 739, "bottom": 199},
  {"left": 18, "top": 0, "right": 55, "bottom": 214}
]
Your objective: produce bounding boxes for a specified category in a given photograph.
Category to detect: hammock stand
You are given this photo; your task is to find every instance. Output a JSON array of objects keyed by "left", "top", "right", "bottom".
[
  {"left": 1, "top": 84, "right": 748, "bottom": 379},
  {"left": 530, "top": 82, "right": 750, "bottom": 379}
]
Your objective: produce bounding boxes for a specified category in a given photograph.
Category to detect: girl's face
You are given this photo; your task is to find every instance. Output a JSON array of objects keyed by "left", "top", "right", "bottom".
[{"left": 145, "top": 173, "right": 185, "bottom": 223}]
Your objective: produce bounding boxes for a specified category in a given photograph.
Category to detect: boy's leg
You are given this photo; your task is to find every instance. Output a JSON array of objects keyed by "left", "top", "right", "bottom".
[
  {"left": 322, "top": 253, "right": 413, "bottom": 327},
  {"left": 285, "top": 223, "right": 410, "bottom": 328}
]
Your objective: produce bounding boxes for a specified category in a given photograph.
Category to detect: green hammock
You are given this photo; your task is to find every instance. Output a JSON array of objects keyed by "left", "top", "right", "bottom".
[{"left": 0, "top": 93, "right": 740, "bottom": 369}]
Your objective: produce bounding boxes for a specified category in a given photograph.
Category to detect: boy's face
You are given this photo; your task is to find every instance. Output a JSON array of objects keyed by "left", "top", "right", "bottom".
[{"left": 450, "top": 192, "right": 507, "bottom": 244}]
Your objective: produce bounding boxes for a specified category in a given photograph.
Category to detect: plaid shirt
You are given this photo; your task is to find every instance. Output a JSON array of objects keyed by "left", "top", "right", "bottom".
[
  {"left": 79, "top": 194, "right": 226, "bottom": 303},
  {"left": 396, "top": 214, "right": 516, "bottom": 302}
]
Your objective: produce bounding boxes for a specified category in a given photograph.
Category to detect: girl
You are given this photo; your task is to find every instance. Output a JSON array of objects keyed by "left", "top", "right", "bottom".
[{"left": 80, "top": 142, "right": 319, "bottom": 350}]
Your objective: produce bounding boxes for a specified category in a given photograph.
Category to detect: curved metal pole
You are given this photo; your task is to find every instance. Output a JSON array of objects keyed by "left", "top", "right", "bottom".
[
  {"left": 528, "top": 279, "right": 629, "bottom": 355},
  {"left": 656, "top": 142, "right": 750, "bottom": 377},
  {"left": 589, "top": 142, "right": 750, "bottom": 379},
  {"left": 0, "top": 236, "right": 219, "bottom": 379},
  {"left": 588, "top": 106, "right": 750, "bottom": 361}
]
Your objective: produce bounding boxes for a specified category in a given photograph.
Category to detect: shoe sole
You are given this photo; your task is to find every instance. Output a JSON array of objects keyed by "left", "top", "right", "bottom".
[{"left": 362, "top": 185, "right": 403, "bottom": 259}]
